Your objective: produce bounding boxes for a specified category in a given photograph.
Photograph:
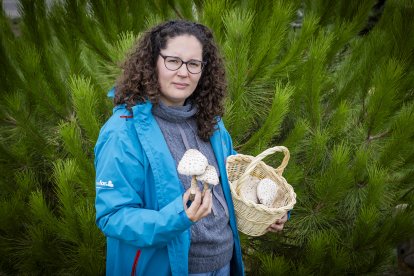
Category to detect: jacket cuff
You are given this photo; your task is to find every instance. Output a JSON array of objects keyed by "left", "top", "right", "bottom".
[{"left": 170, "top": 195, "right": 194, "bottom": 229}]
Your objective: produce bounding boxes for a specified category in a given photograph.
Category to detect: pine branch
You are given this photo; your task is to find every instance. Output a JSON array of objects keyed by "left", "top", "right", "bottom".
[
  {"left": 367, "top": 129, "right": 390, "bottom": 141},
  {"left": 240, "top": 83, "right": 292, "bottom": 152}
]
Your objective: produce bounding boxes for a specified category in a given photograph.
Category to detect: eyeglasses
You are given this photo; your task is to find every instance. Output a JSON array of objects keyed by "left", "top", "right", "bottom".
[{"left": 159, "top": 53, "right": 206, "bottom": 74}]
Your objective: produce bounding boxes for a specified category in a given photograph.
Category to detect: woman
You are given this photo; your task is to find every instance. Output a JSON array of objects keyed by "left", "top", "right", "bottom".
[{"left": 94, "top": 20, "right": 287, "bottom": 276}]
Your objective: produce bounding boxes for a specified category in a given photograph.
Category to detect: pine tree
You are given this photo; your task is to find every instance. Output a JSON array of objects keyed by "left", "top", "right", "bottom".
[{"left": 0, "top": 0, "right": 413, "bottom": 275}]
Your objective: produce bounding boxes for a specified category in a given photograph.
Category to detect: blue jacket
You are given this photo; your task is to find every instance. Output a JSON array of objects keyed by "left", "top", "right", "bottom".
[{"left": 94, "top": 101, "right": 245, "bottom": 275}]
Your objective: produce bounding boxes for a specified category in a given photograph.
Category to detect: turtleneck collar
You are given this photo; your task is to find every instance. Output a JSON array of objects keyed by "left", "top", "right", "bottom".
[{"left": 152, "top": 100, "right": 197, "bottom": 123}]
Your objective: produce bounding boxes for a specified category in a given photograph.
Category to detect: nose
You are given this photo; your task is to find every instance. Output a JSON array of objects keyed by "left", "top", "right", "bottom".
[{"left": 177, "top": 64, "right": 189, "bottom": 77}]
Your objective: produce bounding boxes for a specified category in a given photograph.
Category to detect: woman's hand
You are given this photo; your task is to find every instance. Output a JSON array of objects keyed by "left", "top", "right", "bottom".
[
  {"left": 183, "top": 188, "right": 212, "bottom": 222},
  {"left": 267, "top": 213, "right": 288, "bottom": 233}
]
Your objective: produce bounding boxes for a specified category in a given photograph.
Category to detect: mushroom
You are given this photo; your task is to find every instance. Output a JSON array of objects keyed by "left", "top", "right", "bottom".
[
  {"left": 196, "top": 165, "right": 219, "bottom": 195},
  {"left": 239, "top": 175, "right": 260, "bottom": 204},
  {"left": 256, "top": 178, "right": 279, "bottom": 208},
  {"left": 177, "top": 149, "right": 208, "bottom": 200}
]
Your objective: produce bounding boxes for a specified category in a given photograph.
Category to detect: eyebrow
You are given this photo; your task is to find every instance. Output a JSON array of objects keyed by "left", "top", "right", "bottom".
[{"left": 161, "top": 54, "right": 203, "bottom": 62}]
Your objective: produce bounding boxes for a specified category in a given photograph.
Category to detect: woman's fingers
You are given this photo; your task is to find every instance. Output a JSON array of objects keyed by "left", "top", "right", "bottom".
[
  {"left": 267, "top": 213, "right": 288, "bottom": 232},
  {"left": 276, "top": 213, "right": 288, "bottom": 224},
  {"left": 186, "top": 189, "right": 202, "bottom": 221},
  {"left": 267, "top": 223, "right": 284, "bottom": 232},
  {"left": 183, "top": 188, "right": 212, "bottom": 222},
  {"left": 195, "top": 189, "right": 212, "bottom": 218}
]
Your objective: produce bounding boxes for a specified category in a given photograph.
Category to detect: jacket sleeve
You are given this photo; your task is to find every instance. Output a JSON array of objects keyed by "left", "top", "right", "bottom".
[{"left": 94, "top": 126, "right": 193, "bottom": 248}]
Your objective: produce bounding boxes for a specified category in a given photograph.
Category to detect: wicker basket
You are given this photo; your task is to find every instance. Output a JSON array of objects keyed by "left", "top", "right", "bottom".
[{"left": 226, "top": 146, "right": 296, "bottom": 236}]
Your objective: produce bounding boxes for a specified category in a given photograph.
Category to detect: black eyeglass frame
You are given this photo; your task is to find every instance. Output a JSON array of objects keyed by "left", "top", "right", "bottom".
[{"left": 159, "top": 53, "right": 207, "bottom": 74}]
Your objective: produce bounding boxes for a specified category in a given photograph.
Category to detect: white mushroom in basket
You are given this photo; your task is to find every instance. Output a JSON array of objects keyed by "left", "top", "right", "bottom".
[
  {"left": 177, "top": 149, "right": 208, "bottom": 201},
  {"left": 256, "top": 178, "right": 279, "bottom": 208},
  {"left": 196, "top": 165, "right": 219, "bottom": 195},
  {"left": 239, "top": 175, "right": 260, "bottom": 204}
]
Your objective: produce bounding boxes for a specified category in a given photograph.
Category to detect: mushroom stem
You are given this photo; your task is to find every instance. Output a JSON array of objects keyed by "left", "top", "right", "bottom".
[
  {"left": 202, "top": 182, "right": 209, "bottom": 196},
  {"left": 189, "top": 176, "right": 197, "bottom": 201}
]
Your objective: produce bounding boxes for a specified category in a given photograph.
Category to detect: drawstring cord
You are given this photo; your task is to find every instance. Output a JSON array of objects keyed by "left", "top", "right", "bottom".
[{"left": 131, "top": 249, "right": 141, "bottom": 276}]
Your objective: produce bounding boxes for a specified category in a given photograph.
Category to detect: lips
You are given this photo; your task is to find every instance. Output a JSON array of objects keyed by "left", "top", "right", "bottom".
[{"left": 172, "top": 82, "right": 189, "bottom": 89}]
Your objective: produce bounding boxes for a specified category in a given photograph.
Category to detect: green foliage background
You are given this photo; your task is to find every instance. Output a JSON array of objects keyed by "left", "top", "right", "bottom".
[{"left": 1, "top": 0, "right": 414, "bottom": 274}]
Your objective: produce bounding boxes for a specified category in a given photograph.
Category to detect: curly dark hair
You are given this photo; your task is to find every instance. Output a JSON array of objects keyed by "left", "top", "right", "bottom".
[{"left": 114, "top": 20, "right": 227, "bottom": 141}]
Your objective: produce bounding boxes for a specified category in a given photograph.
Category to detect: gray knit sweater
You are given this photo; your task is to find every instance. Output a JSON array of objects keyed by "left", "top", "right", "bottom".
[{"left": 152, "top": 101, "right": 234, "bottom": 273}]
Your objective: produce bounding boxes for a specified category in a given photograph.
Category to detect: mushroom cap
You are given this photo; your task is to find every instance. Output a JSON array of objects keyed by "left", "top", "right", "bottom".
[
  {"left": 177, "top": 149, "right": 208, "bottom": 176},
  {"left": 256, "top": 178, "right": 279, "bottom": 207},
  {"left": 196, "top": 165, "right": 219, "bottom": 185}
]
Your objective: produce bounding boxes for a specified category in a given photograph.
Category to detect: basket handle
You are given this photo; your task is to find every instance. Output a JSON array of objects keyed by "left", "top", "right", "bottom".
[{"left": 236, "top": 146, "right": 290, "bottom": 194}]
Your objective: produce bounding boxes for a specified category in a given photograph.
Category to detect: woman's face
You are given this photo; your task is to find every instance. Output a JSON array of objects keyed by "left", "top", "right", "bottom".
[{"left": 157, "top": 35, "right": 203, "bottom": 106}]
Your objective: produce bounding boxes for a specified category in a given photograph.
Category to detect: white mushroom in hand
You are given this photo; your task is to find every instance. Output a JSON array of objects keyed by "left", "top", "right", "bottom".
[
  {"left": 256, "top": 178, "right": 279, "bottom": 207},
  {"left": 196, "top": 165, "right": 219, "bottom": 195},
  {"left": 240, "top": 176, "right": 260, "bottom": 204},
  {"left": 177, "top": 149, "right": 208, "bottom": 200}
]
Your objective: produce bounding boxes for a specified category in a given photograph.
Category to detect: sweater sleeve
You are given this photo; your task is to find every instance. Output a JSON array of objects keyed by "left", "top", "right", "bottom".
[{"left": 94, "top": 125, "right": 193, "bottom": 248}]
